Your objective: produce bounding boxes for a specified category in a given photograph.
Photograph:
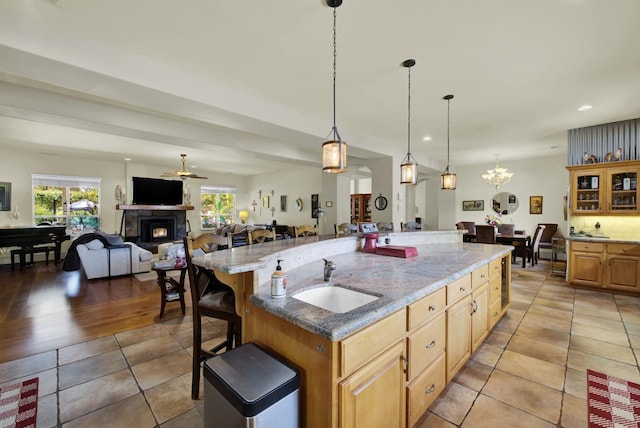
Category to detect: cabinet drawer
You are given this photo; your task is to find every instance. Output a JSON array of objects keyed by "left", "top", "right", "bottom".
[
  {"left": 489, "top": 258, "right": 502, "bottom": 280},
  {"left": 407, "top": 288, "right": 445, "bottom": 331},
  {"left": 407, "top": 352, "right": 446, "bottom": 428},
  {"left": 489, "top": 299, "right": 502, "bottom": 329},
  {"left": 406, "top": 312, "right": 445, "bottom": 380},
  {"left": 471, "top": 265, "right": 489, "bottom": 288},
  {"left": 570, "top": 241, "right": 605, "bottom": 253},
  {"left": 447, "top": 274, "right": 471, "bottom": 305},
  {"left": 607, "top": 243, "right": 640, "bottom": 256},
  {"left": 489, "top": 276, "right": 501, "bottom": 304},
  {"left": 340, "top": 309, "right": 406, "bottom": 377}
]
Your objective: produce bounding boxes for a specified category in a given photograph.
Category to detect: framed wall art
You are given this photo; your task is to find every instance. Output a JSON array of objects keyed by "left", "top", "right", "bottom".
[
  {"left": 262, "top": 196, "right": 270, "bottom": 208},
  {"left": 462, "top": 200, "right": 484, "bottom": 211},
  {"left": 280, "top": 195, "right": 287, "bottom": 212},
  {"left": 530, "top": 195, "right": 543, "bottom": 214},
  {"left": 0, "top": 182, "right": 10, "bottom": 211}
]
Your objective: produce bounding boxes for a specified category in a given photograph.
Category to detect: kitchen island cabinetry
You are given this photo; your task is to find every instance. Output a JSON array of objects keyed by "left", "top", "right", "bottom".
[{"left": 193, "top": 233, "right": 512, "bottom": 428}]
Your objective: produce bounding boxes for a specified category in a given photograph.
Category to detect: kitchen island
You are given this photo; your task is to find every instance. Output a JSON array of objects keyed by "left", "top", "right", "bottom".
[{"left": 192, "top": 231, "right": 512, "bottom": 427}]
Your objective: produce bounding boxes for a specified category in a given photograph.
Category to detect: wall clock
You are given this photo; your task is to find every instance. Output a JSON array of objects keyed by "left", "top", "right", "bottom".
[{"left": 374, "top": 194, "right": 388, "bottom": 210}]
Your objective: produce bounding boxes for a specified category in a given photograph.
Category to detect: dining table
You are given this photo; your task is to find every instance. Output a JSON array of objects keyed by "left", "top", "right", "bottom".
[{"left": 495, "top": 233, "right": 531, "bottom": 267}]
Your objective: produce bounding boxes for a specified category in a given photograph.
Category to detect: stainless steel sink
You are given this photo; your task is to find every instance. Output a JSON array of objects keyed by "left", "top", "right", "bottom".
[{"left": 292, "top": 285, "right": 379, "bottom": 313}]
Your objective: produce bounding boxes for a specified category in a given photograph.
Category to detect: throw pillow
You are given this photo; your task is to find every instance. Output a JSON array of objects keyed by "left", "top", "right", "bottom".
[{"left": 86, "top": 239, "right": 104, "bottom": 250}]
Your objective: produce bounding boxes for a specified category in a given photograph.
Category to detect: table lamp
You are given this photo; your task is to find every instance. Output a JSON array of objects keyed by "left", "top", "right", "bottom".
[{"left": 238, "top": 210, "right": 249, "bottom": 224}]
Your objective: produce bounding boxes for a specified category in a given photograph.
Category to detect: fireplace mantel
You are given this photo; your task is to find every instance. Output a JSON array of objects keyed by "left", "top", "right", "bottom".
[{"left": 117, "top": 204, "right": 194, "bottom": 211}]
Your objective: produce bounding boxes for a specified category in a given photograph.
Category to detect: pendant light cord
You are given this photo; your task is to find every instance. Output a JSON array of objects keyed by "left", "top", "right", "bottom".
[
  {"left": 446, "top": 97, "right": 450, "bottom": 168},
  {"left": 407, "top": 64, "right": 411, "bottom": 156},
  {"left": 332, "top": 6, "right": 339, "bottom": 142}
]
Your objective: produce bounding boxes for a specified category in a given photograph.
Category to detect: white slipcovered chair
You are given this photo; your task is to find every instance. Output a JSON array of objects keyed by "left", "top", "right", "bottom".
[{"left": 76, "top": 239, "right": 153, "bottom": 279}]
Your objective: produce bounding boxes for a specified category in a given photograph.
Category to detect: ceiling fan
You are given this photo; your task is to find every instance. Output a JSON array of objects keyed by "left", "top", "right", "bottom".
[{"left": 161, "top": 154, "right": 208, "bottom": 180}]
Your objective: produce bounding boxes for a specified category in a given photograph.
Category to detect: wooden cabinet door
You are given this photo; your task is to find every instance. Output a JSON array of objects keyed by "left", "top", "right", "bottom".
[
  {"left": 446, "top": 294, "right": 471, "bottom": 382},
  {"left": 471, "top": 282, "right": 489, "bottom": 353},
  {"left": 571, "top": 169, "right": 605, "bottom": 215},
  {"left": 569, "top": 251, "right": 604, "bottom": 287},
  {"left": 606, "top": 166, "right": 639, "bottom": 214},
  {"left": 340, "top": 341, "right": 406, "bottom": 428},
  {"left": 606, "top": 255, "right": 640, "bottom": 291}
]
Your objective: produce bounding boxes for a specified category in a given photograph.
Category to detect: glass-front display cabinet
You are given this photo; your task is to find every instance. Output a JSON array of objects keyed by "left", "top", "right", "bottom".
[
  {"left": 607, "top": 167, "right": 639, "bottom": 214},
  {"left": 571, "top": 169, "right": 604, "bottom": 215}
]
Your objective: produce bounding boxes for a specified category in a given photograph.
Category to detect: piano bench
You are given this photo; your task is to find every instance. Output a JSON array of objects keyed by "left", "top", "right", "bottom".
[{"left": 11, "top": 246, "right": 53, "bottom": 270}]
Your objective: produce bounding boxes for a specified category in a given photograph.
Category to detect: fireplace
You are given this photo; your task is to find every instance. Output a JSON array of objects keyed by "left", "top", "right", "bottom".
[
  {"left": 139, "top": 217, "right": 176, "bottom": 243},
  {"left": 118, "top": 205, "right": 191, "bottom": 252}
]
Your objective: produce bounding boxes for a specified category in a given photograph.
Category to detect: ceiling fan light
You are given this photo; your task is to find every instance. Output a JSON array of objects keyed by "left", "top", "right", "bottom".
[{"left": 322, "top": 139, "right": 347, "bottom": 173}]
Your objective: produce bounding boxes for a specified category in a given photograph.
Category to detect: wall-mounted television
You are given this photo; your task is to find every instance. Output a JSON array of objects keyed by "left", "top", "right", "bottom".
[{"left": 132, "top": 177, "right": 183, "bottom": 205}]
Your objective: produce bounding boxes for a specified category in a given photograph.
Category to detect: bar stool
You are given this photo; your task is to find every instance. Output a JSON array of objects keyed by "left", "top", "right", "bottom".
[{"left": 183, "top": 235, "right": 242, "bottom": 400}]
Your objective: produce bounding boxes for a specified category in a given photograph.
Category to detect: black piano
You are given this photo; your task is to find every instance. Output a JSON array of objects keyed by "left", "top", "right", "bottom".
[{"left": 0, "top": 226, "right": 70, "bottom": 268}]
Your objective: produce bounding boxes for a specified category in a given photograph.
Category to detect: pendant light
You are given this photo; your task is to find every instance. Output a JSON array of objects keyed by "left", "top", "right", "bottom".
[
  {"left": 400, "top": 59, "right": 418, "bottom": 185},
  {"left": 322, "top": 0, "right": 347, "bottom": 174},
  {"left": 441, "top": 94, "right": 457, "bottom": 190}
]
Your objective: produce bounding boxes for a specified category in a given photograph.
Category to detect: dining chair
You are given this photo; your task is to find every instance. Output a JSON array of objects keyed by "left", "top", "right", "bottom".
[
  {"left": 474, "top": 225, "right": 497, "bottom": 244},
  {"left": 513, "top": 225, "right": 546, "bottom": 267},
  {"left": 376, "top": 222, "right": 394, "bottom": 233},
  {"left": 498, "top": 223, "right": 516, "bottom": 235},
  {"left": 295, "top": 224, "right": 317, "bottom": 237},
  {"left": 183, "top": 235, "right": 241, "bottom": 400},
  {"left": 401, "top": 221, "right": 422, "bottom": 232},
  {"left": 248, "top": 228, "right": 275, "bottom": 244}
]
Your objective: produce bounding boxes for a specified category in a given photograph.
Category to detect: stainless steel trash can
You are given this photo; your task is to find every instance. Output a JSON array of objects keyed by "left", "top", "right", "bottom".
[{"left": 203, "top": 342, "right": 299, "bottom": 427}]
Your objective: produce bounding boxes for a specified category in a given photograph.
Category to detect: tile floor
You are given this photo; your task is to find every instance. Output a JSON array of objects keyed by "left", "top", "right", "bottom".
[{"left": 1, "top": 260, "right": 639, "bottom": 427}]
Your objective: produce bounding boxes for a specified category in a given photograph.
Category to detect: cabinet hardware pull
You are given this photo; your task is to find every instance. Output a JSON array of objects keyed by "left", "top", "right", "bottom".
[
  {"left": 425, "top": 340, "right": 436, "bottom": 349},
  {"left": 472, "top": 300, "right": 478, "bottom": 314},
  {"left": 428, "top": 305, "right": 436, "bottom": 311},
  {"left": 460, "top": 287, "right": 466, "bottom": 292},
  {"left": 425, "top": 384, "right": 436, "bottom": 394},
  {"left": 401, "top": 355, "right": 408, "bottom": 373}
]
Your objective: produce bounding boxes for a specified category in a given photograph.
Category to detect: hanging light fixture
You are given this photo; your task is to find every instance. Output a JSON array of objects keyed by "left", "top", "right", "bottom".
[
  {"left": 322, "top": 0, "right": 347, "bottom": 174},
  {"left": 482, "top": 155, "right": 514, "bottom": 189},
  {"left": 441, "top": 94, "right": 456, "bottom": 190},
  {"left": 400, "top": 59, "right": 418, "bottom": 185}
]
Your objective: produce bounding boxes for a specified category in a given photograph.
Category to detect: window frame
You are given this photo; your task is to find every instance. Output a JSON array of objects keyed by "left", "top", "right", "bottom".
[
  {"left": 32, "top": 174, "right": 101, "bottom": 234},
  {"left": 200, "top": 186, "right": 237, "bottom": 230}
]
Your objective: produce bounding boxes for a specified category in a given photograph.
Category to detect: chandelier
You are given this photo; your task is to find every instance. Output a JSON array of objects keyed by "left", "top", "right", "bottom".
[
  {"left": 400, "top": 59, "right": 418, "bottom": 185},
  {"left": 482, "top": 155, "right": 514, "bottom": 189},
  {"left": 322, "top": 0, "right": 347, "bottom": 174}
]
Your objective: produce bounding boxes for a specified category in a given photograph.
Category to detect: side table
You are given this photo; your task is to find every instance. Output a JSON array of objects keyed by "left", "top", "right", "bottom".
[{"left": 152, "top": 264, "right": 188, "bottom": 317}]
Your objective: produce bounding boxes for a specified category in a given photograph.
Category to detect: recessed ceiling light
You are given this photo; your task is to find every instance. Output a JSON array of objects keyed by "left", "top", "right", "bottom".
[
  {"left": 578, "top": 105, "right": 592, "bottom": 111},
  {"left": 423, "top": 136, "right": 432, "bottom": 142},
  {"left": 124, "top": 157, "right": 131, "bottom": 161}
]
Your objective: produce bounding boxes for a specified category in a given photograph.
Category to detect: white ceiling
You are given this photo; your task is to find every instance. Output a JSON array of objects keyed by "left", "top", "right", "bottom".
[{"left": 1, "top": 0, "right": 639, "bottom": 177}]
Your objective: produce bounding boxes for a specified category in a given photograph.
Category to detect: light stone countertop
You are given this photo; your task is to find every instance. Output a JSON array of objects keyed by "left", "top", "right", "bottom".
[
  {"left": 566, "top": 235, "right": 640, "bottom": 245},
  {"left": 193, "top": 232, "right": 511, "bottom": 341}
]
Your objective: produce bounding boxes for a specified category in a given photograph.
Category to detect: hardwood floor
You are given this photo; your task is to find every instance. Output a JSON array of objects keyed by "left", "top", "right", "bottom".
[{"left": 0, "top": 262, "right": 189, "bottom": 364}]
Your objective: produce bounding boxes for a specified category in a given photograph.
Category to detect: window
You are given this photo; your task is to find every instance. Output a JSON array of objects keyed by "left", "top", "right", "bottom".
[
  {"left": 32, "top": 174, "right": 101, "bottom": 235},
  {"left": 200, "top": 186, "right": 236, "bottom": 229}
]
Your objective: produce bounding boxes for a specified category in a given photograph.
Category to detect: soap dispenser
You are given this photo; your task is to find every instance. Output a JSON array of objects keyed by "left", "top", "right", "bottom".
[{"left": 271, "top": 259, "right": 287, "bottom": 299}]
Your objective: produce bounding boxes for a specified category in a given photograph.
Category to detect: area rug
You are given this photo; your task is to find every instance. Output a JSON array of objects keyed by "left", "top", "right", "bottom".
[
  {"left": 587, "top": 369, "right": 640, "bottom": 427},
  {"left": 134, "top": 270, "right": 184, "bottom": 282},
  {"left": 0, "top": 377, "right": 38, "bottom": 428}
]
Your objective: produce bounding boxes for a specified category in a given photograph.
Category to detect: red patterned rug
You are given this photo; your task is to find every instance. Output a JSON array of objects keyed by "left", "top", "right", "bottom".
[
  {"left": 0, "top": 377, "right": 38, "bottom": 428},
  {"left": 587, "top": 369, "right": 640, "bottom": 427}
]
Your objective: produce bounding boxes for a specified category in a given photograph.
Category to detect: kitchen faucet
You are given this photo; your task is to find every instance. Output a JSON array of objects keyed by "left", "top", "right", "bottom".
[{"left": 323, "top": 259, "right": 336, "bottom": 282}]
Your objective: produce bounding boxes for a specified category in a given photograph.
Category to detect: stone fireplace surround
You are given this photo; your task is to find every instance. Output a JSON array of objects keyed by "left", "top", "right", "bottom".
[{"left": 117, "top": 205, "right": 193, "bottom": 253}]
